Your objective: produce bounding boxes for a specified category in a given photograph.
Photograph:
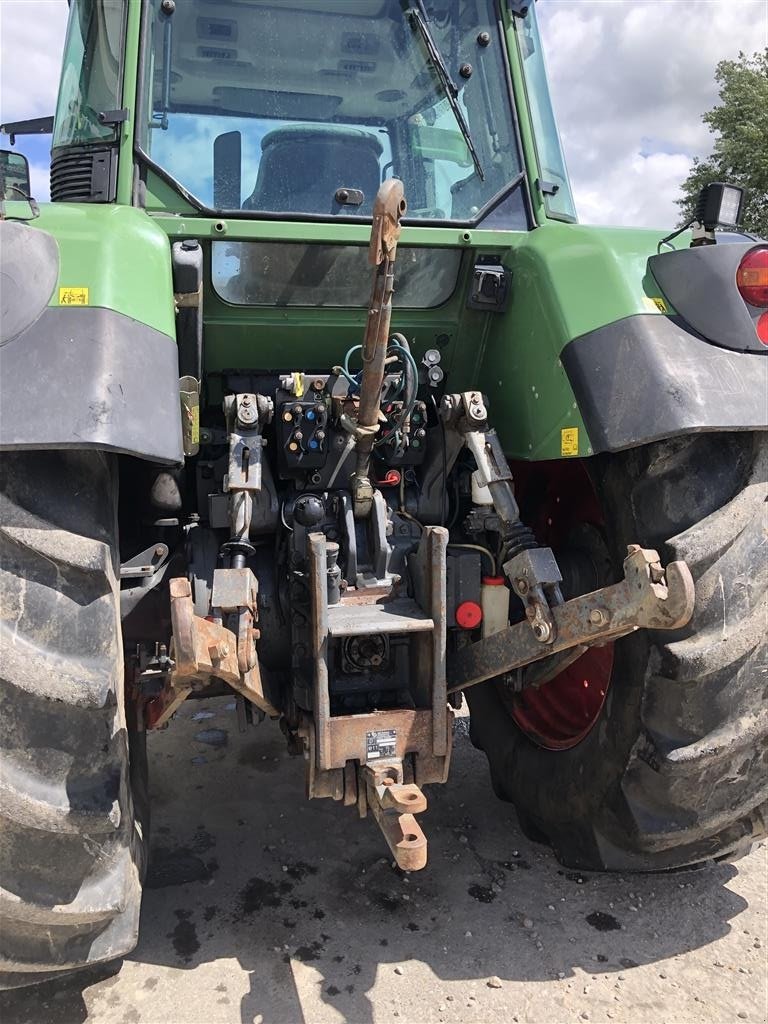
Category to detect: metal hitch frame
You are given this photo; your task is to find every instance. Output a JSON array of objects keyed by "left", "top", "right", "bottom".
[{"left": 297, "top": 526, "right": 451, "bottom": 870}]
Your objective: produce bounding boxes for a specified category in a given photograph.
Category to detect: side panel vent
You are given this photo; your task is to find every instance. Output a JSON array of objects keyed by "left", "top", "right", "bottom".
[{"left": 50, "top": 146, "right": 118, "bottom": 203}]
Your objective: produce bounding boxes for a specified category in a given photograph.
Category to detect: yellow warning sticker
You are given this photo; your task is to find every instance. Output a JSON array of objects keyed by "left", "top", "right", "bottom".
[
  {"left": 59, "top": 287, "right": 89, "bottom": 306},
  {"left": 190, "top": 404, "right": 200, "bottom": 446},
  {"left": 292, "top": 371, "right": 305, "bottom": 398},
  {"left": 643, "top": 295, "right": 668, "bottom": 314},
  {"left": 561, "top": 427, "right": 579, "bottom": 457}
]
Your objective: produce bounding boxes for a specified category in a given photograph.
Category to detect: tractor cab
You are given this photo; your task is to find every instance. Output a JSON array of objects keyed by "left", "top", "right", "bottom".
[{"left": 46, "top": 0, "right": 575, "bottom": 225}]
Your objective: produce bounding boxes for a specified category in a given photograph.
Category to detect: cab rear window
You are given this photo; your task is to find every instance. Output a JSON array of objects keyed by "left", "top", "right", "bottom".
[{"left": 212, "top": 242, "right": 462, "bottom": 308}]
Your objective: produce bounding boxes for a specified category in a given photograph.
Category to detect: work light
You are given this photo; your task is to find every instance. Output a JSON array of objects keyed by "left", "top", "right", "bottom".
[{"left": 694, "top": 182, "right": 744, "bottom": 230}]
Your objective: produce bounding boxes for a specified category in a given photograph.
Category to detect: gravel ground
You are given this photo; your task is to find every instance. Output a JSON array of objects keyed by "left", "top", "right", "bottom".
[{"left": 2, "top": 696, "right": 766, "bottom": 1024}]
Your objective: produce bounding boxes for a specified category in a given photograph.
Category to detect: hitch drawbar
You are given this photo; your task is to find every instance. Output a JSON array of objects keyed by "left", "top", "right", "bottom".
[{"left": 448, "top": 545, "right": 695, "bottom": 694}]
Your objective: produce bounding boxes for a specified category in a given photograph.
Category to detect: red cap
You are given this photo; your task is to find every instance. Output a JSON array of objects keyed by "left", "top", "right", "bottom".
[
  {"left": 378, "top": 469, "right": 402, "bottom": 486},
  {"left": 482, "top": 576, "right": 506, "bottom": 586},
  {"left": 456, "top": 600, "right": 483, "bottom": 630}
]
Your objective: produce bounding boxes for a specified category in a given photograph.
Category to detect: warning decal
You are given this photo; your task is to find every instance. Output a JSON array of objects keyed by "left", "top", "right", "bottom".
[
  {"left": 643, "top": 295, "right": 668, "bottom": 314},
  {"left": 366, "top": 729, "right": 397, "bottom": 760},
  {"left": 59, "top": 287, "right": 89, "bottom": 306},
  {"left": 561, "top": 427, "right": 579, "bottom": 457}
]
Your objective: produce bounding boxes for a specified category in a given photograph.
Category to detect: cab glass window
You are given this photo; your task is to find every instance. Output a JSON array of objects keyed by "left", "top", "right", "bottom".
[
  {"left": 53, "top": 0, "right": 125, "bottom": 147},
  {"left": 140, "top": 0, "right": 527, "bottom": 226},
  {"left": 212, "top": 243, "right": 462, "bottom": 307},
  {"left": 515, "top": 6, "right": 576, "bottom": 221}
]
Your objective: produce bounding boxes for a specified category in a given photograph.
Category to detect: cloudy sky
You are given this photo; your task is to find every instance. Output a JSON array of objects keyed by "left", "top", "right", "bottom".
[{"left": 1, "top": 0, "right": 766, "bottom": 227}]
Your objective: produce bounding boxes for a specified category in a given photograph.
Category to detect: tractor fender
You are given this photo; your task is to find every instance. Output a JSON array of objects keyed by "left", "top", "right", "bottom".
[
  {"left": 561, "top": 313, "right": 768, "bottom": 453},
  {"left": 0, "top": 215, "right": 183, "bottom": 465},
  {"left": 479, "top": 223, "right": 766, "bottom": 460}
]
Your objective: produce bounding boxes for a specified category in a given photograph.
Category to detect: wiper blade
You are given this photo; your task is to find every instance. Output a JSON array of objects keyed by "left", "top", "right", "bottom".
[{"left": 404, "top": 5, "right": 485, "bottom": 182}]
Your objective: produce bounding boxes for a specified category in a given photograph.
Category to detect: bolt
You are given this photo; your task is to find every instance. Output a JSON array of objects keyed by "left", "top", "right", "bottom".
[
  {"left": 209, "top": 641, "right": 229, "bottom": 661},
  {"left": 588, "top": 608, "right": 608, "bottom": 627},
  {"left": 459, "top": 62, "right": 473, "bottom": 78},
  {"left": 241, "top": 395, "right": 251, "bottom": 405},
  {"left": 154, "top": 545, "right": 165, "bottom": 558},
  {"left": 477, "top": 30, "right": 491, "bottom": 46},
  {"left": 532, "top": 622, "right": 551, "bottom": 642},
  {"left": 515, "top": 578, "right": 529, "bottom": 595},
  {"left": 160, "top": 0, "right": 175, "bottom": 12}
]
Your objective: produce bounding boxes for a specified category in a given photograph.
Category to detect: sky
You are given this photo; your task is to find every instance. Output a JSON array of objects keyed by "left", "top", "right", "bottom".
[{"left": 1, "top": 0, "right": 766, "bottom": 227}]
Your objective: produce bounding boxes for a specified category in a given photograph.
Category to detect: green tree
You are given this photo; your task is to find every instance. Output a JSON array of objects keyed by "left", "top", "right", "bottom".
[{"left": 677, "top": 49, "right": 768, "bottom": 236}]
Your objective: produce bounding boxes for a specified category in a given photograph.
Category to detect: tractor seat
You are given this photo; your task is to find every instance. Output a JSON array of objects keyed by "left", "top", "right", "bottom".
[{"left": 243, "top": 125, "right": 384, "bottom": 215}]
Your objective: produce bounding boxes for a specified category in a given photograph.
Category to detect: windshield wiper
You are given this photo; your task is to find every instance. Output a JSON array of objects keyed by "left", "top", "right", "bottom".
[{"left": 403, "top": 3, "right": 485, "bottom": 182}]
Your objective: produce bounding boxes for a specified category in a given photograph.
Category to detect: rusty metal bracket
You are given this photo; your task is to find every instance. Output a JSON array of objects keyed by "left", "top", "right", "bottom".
[
  {"left": 504, "top": 547, "right": 564, "bottom": 645},
  {"left": 353, "top": 179, "right": 407, "bottom": 517},
  {"left": 368, "top": 178, "right": 407, "bottom": 267},
  {"left": 447, "top": 546, "right": 695, "bottom": 694},
  {"left": 363, "top": 763, "right": 428, "bottom": 872},
  {"left": 147, "top": 577, "right": 278, "bottom": 729}
]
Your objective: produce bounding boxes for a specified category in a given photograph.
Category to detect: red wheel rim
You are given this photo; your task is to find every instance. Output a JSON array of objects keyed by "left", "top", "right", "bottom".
[
  {"left": 511, "top": 645, "right": 614, "bottom": 750},
  {"left": 505, "top": 459, "right": 615, "bottom": 751}
]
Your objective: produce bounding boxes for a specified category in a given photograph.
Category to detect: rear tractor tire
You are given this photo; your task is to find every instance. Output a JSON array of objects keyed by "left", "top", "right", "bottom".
[
  {"left": 0, "top": 451, "right": 147, "bottom": 988},
  {"left": 468, "top": 432, "right": 768, "bottom": 871}
]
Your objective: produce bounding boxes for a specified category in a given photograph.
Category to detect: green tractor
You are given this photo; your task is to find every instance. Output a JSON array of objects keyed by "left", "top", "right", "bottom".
[{"left": 1, "top": 0, "right": 766, "bottom": 987}]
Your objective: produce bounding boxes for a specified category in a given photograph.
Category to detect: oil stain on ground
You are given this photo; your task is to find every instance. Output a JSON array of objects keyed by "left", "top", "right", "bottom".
[
  {"left": 239, "top": 876, "right": 294, "bottom": 915},
  {"left": 371, "top": 892, "right": 401, "bottom": 913},
  {"left": 288, "top": 940, "right": 325, "bottom": 963},
  {"left": 169, "top": 909, "right": 200, "bottom": 962},
  {"left": 468, "top": 883, "right": 497, "bottom": 904},
  {"left": 285, "top": 861, "right": 318, "bottom": 881},
  {"left": 586, "top": 910, "right": 621, "bottom": 932},
  {"left": 146, "top": 846, "right": 216, "bottom": 888}
]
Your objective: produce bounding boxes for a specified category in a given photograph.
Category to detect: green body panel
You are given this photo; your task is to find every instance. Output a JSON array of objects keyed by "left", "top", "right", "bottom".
[
  {"left": 10, "top": 198, "right": 679, "bottom": 461},
  {"left": 151, "top": 212, "right": 675, "bottom": 459},
  {"left": 478, "top": 222, "right": 677, "bottom": 459},
  {"left": 29, "top": 204, "right": 176, "bottom": 340}
]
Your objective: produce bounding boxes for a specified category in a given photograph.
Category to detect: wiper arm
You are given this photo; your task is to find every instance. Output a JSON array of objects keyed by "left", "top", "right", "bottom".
[{"left": 404, "top": 4, "right": 485, "bottom": 182}]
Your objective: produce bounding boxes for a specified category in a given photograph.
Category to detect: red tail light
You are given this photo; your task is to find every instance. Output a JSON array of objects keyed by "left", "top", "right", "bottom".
[{"left": 736, "top": 247, "right": 768, "bottom": 307}]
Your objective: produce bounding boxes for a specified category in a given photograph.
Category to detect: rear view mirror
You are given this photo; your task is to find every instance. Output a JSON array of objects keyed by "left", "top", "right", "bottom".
[
  {"left": 0, "top": 150, "right": 31, "bottom": 199},
  {"left": 213, "top": 131, "right": 242, "bottom": 210}
]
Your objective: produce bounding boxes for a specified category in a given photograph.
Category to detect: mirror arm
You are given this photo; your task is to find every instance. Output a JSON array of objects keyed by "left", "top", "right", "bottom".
[{"left": 0, "top": 116, "right": 54, "bottom": 146}]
